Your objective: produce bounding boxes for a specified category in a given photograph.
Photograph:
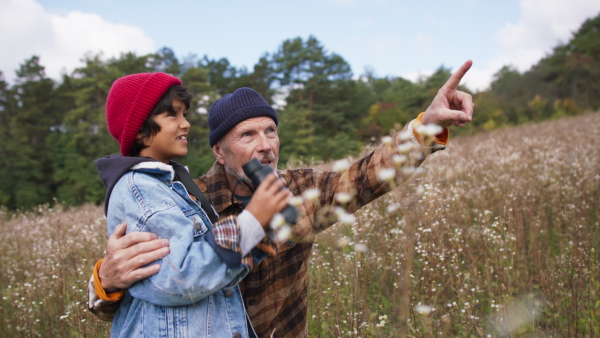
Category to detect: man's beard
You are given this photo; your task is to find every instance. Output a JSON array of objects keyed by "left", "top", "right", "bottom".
[
  {"left": 224, "top": 164, "right": 252, "bottom": 186},
  {"left": 223, "top": 153, "right": 278, "bottom": 189}
]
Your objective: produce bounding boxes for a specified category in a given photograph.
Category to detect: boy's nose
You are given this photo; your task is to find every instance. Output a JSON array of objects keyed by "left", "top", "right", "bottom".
[{"left": 180, "top": 118, "right": 191, "bottom": 130}]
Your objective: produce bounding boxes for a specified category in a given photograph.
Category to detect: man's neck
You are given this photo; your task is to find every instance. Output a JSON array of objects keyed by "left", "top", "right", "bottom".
[{"left": 224, "top": 170, "right": 253, "bottom": 196}]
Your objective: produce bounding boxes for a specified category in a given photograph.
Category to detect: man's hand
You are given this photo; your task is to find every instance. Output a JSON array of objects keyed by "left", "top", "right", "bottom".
[
  {"left": 98, "top": 222, "right": 170, "bottom": 290},
  {"left": 245, "top": 173, "right": 291, "bottom": 228},
  {"left": 422, "top": 60, "right": 474, "bottom": 129}
]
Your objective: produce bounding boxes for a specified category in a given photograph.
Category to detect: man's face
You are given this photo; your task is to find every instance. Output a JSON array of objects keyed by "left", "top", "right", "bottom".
[{"left": 213, "top": 116, "right": 280, "bottom": 187}]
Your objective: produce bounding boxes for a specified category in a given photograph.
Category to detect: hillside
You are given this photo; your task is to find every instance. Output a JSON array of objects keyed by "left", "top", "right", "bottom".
[{"left": 1, "top": 113, "right": 599, "bottom": 336}]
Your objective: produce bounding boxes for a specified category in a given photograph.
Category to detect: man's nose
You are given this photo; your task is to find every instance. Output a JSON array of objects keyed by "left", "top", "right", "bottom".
[{"left": 255, "top": 133, "right": 272, "bottom": 152}]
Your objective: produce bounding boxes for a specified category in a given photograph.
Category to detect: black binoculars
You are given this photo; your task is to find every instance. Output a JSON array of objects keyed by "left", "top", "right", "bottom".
[{"left": 242, "top": 158, "right": 298, "bottom": 224}]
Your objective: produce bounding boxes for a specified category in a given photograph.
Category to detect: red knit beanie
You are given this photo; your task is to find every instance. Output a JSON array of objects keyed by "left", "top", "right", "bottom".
[{"left": 106, "top": 72, "right": 182, "bottom": 156}]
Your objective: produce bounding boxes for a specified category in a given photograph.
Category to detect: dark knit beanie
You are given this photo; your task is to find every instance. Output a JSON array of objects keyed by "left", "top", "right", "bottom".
[
  {"left": 208, "top": 87, "right": 278, "bottom": 146},
  {"left": 106, "top": 72, "right": 182, "bottom": 156}
]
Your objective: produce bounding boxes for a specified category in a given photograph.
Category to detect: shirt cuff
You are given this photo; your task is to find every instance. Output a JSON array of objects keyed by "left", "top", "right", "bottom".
[
  {"left": 412, "top": 112, "right": 449, "bottom": 145},
  {"left": 238, "top": 210, "right": 266, "bottom": 256},
  {"left": 93, "top": 259, "right": 125, "bottom": 302}
]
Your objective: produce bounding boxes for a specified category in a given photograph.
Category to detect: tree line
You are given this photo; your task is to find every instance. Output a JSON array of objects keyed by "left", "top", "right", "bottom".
[{"left": 0, "top": 14, "right": 598, "bottom": 210}]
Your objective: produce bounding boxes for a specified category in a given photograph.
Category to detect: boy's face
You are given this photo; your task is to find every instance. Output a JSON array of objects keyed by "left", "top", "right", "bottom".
[{"left": 139, "top": 98, "right": 190, "bottom": 164}]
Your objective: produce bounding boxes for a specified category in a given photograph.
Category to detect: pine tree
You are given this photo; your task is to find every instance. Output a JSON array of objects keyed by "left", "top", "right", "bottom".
[{"left": 3, "top": 56, "right": 58, "bottom": 208}]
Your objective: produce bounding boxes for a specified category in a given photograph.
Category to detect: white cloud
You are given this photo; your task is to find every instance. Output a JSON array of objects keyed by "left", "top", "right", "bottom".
[
  {"left": 401, "top": 70, "right": 434, "bottom": 84},
  {"left": 0, "top": 0, "right": 156, "bottom": 84},
  {"left": 493, "top": 0, "right": 600, "bottom": 72},
  {"left": 460, "top": 66, "right": 495, "bottom": 93},
  {"left": 457, "top": 0, "right": 600, "bottom": 91}
]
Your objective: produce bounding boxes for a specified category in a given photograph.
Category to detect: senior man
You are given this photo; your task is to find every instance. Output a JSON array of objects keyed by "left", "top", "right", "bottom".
[{"left": 89, "top": 60, "right": 475, "bottom": 337}]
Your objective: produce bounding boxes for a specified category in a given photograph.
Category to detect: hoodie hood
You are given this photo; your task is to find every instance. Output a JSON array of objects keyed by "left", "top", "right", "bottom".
[{"left": 95, "top": 154, "right": 187, "bottom": 215}]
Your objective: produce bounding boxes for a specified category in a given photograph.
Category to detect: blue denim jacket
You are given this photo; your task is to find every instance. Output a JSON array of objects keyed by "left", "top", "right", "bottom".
[{"left": 103, "top": 160, "right": 256, "bottom": 337}]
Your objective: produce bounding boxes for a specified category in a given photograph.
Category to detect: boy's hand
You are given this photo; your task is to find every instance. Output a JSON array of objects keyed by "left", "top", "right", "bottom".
[
  {"left": 245, "top": 173, "right": 292, "bottom": 228},
  {"left": 99, "top": 222, "right": 170, "bottom": 290}
]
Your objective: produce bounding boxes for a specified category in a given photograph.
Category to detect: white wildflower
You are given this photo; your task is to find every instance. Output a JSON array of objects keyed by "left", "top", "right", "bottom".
[
  {"left": 386, "top": 204, "right": 399, "bottom": 213},
  {"left": 416, "top": 123, "right": 443, "bottom": 136},
  {"left": 377, "top": 168, "right": 396, "bottom": 182},
  {"left": 289, "top": 196, "right": 303, "bottom": 207},
  {"left": 398, "top": 129, "right": 412, "bottom": 141},
  {"left": 337, "top": 210, "right": 356, "bottom": 225},
  {"left": 276, "top": 225, "right": 292, "bottom": 241},
  {"left": 392, "top": 154, "right": 407, "bottom": 165},
  {"left": 335, "top": 192, "right": 353, "bottom": 204},
  {"left": 303, "top": 188, "right": 320, "bottom": 201},
  {"left": 416, "top": 304, "right": 434, "bottom": 315},
  {"left": 332, "top": 159, "right": 350, "bottom": 172},
  {"left": 270, "top": 214, "right": 285, "bottom": 229},
  {"left": 337, "top": 236, "right": 350, "bottom": 247},
  {"left": 397, "top": 142, "right": 416, "bottom": 153}
]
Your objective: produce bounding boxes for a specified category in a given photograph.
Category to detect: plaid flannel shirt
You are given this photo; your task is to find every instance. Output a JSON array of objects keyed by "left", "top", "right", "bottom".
[
  {"left": 194, "top": 121, "right": 444, "bottom": 337},
  {"left": 88, "top": 120, "right": 445, "bottom": 337}
]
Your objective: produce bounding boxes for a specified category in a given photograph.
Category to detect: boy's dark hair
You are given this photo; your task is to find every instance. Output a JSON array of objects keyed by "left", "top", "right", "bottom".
[{"left": 130, "top": 85, "right": 193, "bottom": 157}]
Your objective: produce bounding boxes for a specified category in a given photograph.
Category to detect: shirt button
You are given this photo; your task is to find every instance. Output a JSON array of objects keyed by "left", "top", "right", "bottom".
[
  {"left": 223, "top": 289, "right": 234, "bottom": 298},
  {"left": 248, "top": 299, "right": 256, "bottom": 306},
  {"left": 233, "top": 333, "right": 242, "bottom": 338}
]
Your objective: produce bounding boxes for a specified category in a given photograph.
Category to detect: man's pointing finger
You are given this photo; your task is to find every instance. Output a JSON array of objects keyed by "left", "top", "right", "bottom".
[{"left": 443, "top": 60, "right": 473, "bottom": 91}]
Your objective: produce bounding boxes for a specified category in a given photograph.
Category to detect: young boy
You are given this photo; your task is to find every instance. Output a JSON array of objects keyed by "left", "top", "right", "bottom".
[{"left": 97, "top": 72, "right": 290, "bottom": 337}]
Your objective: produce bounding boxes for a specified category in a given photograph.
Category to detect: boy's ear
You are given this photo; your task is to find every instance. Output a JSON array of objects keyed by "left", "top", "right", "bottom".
[
  {"left": 136, "top": 133, "right": 148, "bottom": 146},
  {"left": 212, "top": 144, "right": 225, "bottom": 165}
]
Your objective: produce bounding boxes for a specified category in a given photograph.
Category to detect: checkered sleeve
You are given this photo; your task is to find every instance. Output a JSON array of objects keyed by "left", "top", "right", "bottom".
[{"left": 211, "top": 216, "right": 276, "bottom": 267}]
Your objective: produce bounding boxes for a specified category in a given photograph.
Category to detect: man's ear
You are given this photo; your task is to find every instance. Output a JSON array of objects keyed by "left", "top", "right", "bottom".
[{"left": 212, "top": 143, "right": 225, "bottom": 164}]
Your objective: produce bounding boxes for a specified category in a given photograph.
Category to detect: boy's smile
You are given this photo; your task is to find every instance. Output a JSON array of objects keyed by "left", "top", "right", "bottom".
[{"left": 139, "top": 98, "right": 190, "bottom": 164}]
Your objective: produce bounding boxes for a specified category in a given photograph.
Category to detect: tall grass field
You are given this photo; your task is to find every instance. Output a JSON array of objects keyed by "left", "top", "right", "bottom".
[{"left": 1, "top": 113, "right": 599, "bottom": 337}]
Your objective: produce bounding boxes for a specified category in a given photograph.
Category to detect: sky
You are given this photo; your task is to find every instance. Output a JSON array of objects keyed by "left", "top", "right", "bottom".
[{"left": 1, "top": 0, "right": 599, "bottom": 92}]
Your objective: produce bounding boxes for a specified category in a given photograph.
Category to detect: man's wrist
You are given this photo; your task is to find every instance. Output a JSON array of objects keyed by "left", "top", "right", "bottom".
[
  {"left": 93, "top": 259, "right": 125, "bottom": 301},
  {"left": 414, "top": 112, "right": 449, "bottom": 146}
]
